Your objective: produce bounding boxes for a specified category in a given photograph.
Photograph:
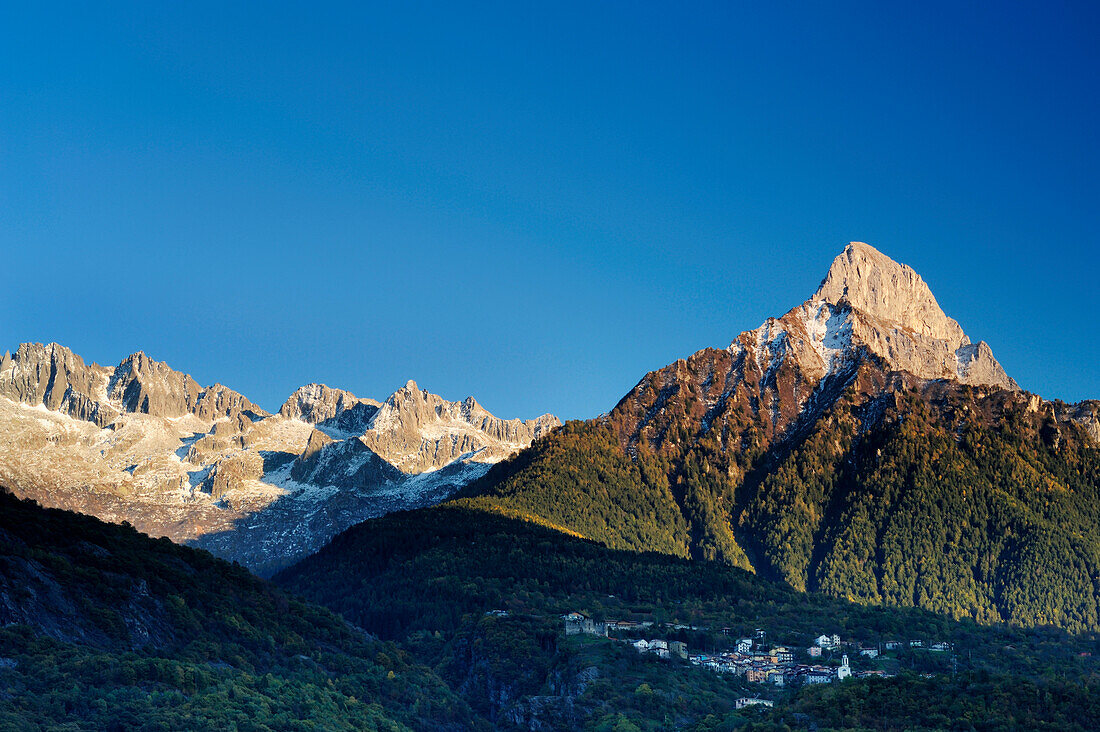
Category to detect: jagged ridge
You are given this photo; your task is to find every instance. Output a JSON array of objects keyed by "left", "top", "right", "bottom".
[{"left": 0, "top": 344, "right": 560, "bottom": 575}]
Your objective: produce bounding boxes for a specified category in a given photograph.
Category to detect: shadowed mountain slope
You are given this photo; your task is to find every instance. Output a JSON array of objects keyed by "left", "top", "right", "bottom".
[{"left": 0, "top": 488, "right": 483, "bottom": 730}]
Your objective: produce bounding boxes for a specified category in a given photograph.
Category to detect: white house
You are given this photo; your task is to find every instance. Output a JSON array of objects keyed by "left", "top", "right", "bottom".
[
  {"left": 735, "top": 698, "right": 774, "bottom": 710},
  {"left": 837, "top": 655, "right": 851, "bottom": 681},
  {"left": 859, "top": 648, "right": 879, "bottom": 659}
]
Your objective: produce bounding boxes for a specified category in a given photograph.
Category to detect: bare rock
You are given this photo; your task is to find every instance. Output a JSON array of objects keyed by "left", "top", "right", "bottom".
[
  {"left": 361, "top": 380, "right": 561, "bottom": 473},
  {"left": 279, "top": 383, "right": 380, "bottom": 425}
]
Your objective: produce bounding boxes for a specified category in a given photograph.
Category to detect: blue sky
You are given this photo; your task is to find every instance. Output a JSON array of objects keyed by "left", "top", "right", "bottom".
[{"left": 2, "top": 2, "right": 1097, "bottom": 419}]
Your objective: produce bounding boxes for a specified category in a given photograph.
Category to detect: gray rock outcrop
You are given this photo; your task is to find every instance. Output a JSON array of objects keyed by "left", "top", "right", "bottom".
[
  {"left": 807, "top": 242, "right": 1017, "bottom": 390},
  {"left": 361, "top": 380, "right": 561, "bottom": 473},
  {"left": 278, "top": 383, "right": 380, "bottom": 425},
  {"left": 0, "top": 343, "right": 119, "bottom": 426},
  {"left": 0, "top": 343, "right": 265, "bottom": 425}
]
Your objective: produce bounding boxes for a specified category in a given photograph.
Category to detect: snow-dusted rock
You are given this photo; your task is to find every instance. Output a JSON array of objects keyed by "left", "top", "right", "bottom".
[
  {"left": 613, "top": 241, "right": 1043, "bottom": 458},
  {"left": 361, "top": 380, "right": 560, "bottom": 473},
  {"left": 0, "top": 347, "right": 560, "bottom": 575}
]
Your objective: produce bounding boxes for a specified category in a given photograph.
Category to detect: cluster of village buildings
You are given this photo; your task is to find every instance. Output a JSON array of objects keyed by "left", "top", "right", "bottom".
[{"left": 562, "top": 612, "right": 954, "bottom": 690}]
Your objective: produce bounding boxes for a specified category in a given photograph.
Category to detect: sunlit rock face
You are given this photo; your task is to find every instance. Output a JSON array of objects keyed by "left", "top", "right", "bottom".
[
  {"left": 361, "top": 380, "right": 560, "bottom": 473},
  {"left": 0, "top": 346, "right": 559, "bottom": 575},
  {"left": 811, "top": 242, "right": 1016, "bottom": 390},
  {"left": 611, "top": 242, "right": 1023, "bottom": 457}
]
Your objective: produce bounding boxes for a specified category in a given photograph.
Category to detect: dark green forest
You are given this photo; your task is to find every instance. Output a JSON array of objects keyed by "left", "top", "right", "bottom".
[
  {"left": 0, "top": 489, "right": 482, "bottom": 731},
  {"left": 277, "top": 502, "right": 1100, "bottom": 730},
  {"left": 459, "top": 376, "right": 1100, "bottom": 634}
]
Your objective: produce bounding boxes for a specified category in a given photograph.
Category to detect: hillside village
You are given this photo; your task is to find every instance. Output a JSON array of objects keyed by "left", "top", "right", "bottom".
[{"left": 563, "top": 611, "right": 956, "bottom": 692}]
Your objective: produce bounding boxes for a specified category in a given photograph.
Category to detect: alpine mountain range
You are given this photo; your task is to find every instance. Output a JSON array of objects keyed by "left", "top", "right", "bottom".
[
  {"left": 0, "top": 347, "right": 559, "bottom": 575},
  {"left": 2, "top": 241, "right": 1098, "bottom": 616}
]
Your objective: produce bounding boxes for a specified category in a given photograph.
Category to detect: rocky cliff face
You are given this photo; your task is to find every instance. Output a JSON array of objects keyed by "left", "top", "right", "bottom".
[
  {"left": 279, "top": 383, "right": 381, "bottom": 425},
  {"left": 0, "top": 348, "right": 559, "bottom": 575},
  {"left": 0, "top": 343, "right": 118, "bottom": 426},
  {"left": 362, "top": 380, "right": 561, "bottom": 473},
  {"left": 613, "top": 242, "right": 1021, "bottom": 456},
  {"left": 0, "top": 344, "right": 265, "bottom": 426},
  {"left": 811, "top": 242, "right": 1016, "bottom": 389}
]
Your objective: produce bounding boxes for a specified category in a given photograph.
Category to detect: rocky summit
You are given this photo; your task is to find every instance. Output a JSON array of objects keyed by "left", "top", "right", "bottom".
[
  {"left": 0, "top": 346, "right": 560, "bottom": 575},
  {"left": 613, "top": 242, "right": 1025, "bottom": 455},
  {"left": 462, "top": 242, "right": 1100, "bottom": 631}
]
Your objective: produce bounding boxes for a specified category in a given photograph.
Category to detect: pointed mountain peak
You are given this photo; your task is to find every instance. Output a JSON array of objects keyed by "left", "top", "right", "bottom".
[
  {"left": 364, "top": 381, "right": 561, "bottom": 473},
  {"left": 381, "top": 380, "right": 425, "bottom": 408},
  {"left": 279, "top": 383, "right": 379, "bottom": 424},
  {"left": 812, "top": 242, "right": 966, "bottom": 343}
]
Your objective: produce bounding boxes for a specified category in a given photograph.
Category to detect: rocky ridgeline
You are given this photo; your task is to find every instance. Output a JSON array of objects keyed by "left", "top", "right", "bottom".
[
  {"left": 0, "top": 345, "right": 560, "bottom": 575},
  {"left": 362, "top": 380, "right": 560, "bottom": 473},
  {"left": 613, "top": 242, "right": 1087, "bottom": 456},
  {"left": 279, "top": 383, "right": 381, "bottom": 425},
  {"left": 0, "top": 343, "right": 265, "bottom": 426}
]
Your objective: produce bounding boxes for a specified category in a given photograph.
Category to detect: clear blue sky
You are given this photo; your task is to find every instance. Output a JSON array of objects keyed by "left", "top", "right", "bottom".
[{"left": 2, "top": 2, "right": 1097, "bottom": 419}]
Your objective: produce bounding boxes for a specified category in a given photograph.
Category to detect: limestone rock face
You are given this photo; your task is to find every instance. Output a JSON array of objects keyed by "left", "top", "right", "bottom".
[
  {"left": 814, "top": 242, "right": 966, "bottom": 343},
  {"left": 361, "top": 380, "right": 562, "bottom": 473},
  {"left": 810, "top": 243, "right": 1017, "bottom": 390},
  {"left": 0, "top": 344, "right": 560, "bottom": 575},
  {"left": 278, "top": 383, "right": 380, "bottom": 425}
]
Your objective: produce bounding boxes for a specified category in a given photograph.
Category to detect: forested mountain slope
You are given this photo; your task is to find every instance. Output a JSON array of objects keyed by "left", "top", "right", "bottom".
[
  {"left": 458, "top": 243, "right": 1100, "bottom": 631},
  {"left": 276, "top": 502, "right": 1100, "bottom": 730},
  {"left": 0, "top": 488, "right": 481, "bottom": 731}
]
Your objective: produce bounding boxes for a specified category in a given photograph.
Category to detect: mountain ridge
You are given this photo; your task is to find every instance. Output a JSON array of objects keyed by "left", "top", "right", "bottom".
[
  {"left": 457, "top": 241, "right": 1100, "bottom": 631},
  {"left": 0, "top": 342, "right": 561, "bottom": 575}
]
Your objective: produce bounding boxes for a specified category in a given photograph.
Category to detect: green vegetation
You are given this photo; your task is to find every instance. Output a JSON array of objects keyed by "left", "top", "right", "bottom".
[
  {"left": 0, "top": 490, "right": 481, "bottom": 731},
  {"left": 747, "top": 672, "right": 1100, "bottom": 731},
  {"left": 277, "top": 501, "right": 1100, "bottom": 730},
  {"left": 459, "top": 422, "right": 693, "bottom": 558},
  {"left": 753, "top": 393, "right": 1100, "bottom": 632},
  {"left": 460, "top": 379, "right": 1100, "bottom": 633}
]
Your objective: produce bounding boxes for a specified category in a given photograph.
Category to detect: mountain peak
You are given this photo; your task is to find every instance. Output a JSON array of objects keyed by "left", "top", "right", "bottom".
[
  {"left": 279, "top": 383, "right": 379, "bottom": 424},
  {"left": 812, "top": 242, "right": 966, "bottom": 344},
  {"left": 364, "top": 381, "right": 561, "bottom": 473}
]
